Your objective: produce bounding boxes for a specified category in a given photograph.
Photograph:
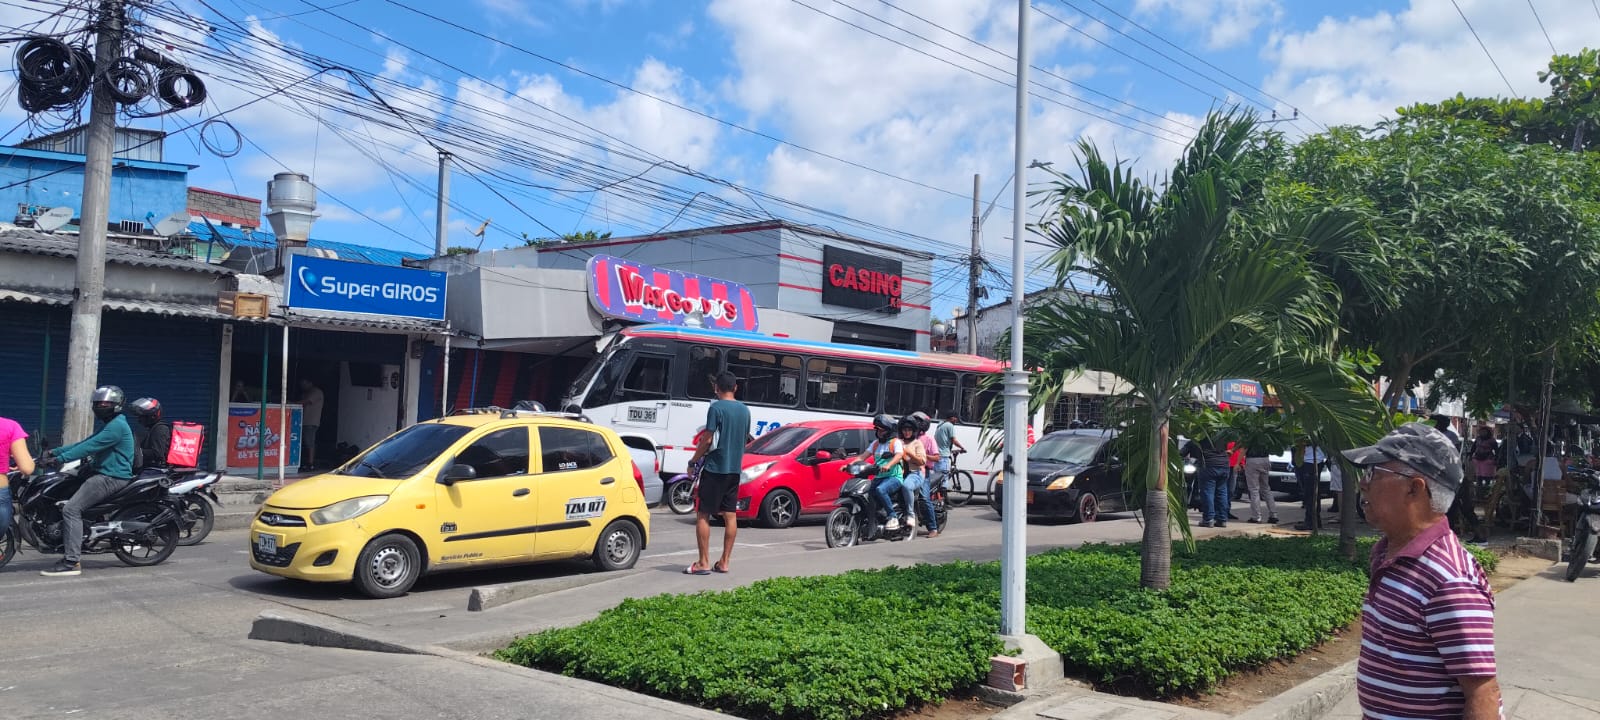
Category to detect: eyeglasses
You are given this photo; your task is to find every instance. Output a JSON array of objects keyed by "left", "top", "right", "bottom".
[{"left": 1359, "top": 466, "right": 1422, "bottom": 487}]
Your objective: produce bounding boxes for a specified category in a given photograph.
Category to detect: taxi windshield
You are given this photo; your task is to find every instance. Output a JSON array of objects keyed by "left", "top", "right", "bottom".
[{"left": 338, "top": 423, "right": 471, "bottom": 478}]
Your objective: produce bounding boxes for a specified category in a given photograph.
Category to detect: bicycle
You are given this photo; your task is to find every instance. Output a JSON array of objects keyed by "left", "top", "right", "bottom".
[{"left": 942, "top": 449, "right": 980, "bottom": 507}]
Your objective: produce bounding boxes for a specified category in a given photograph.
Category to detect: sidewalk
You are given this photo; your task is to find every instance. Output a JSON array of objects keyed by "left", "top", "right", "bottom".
[{"left": 1323, "top": 562, "right": 1600, "bottom": 720}]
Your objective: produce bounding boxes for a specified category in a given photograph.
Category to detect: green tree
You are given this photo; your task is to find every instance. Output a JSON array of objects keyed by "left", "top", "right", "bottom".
[
  {"left": 444, "top": 245, "right": 477, "bottom": 256},
  {"left": 520, "top": 230, "right": 614, "bottom": 247},
  {"left": 1021, "top": 111, "right": 1384, "bottom": 589}
]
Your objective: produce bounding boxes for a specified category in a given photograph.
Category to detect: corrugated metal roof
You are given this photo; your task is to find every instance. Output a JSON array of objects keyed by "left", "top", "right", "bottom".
[
  {"left": 287, "top": 311, "right": 447, "bottom": 334},
  {"left": 0, "top": 227, "right": 233, "bottom": 274},
  {"left": 190, "top": 222, "right": 428, "bottom": 267},
  {"left": 0, "top": 287, "right": 236, "bottom": 320}
]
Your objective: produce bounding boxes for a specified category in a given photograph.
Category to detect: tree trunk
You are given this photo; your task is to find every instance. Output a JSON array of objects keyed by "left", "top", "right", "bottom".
[
  {"left": 1381, "top": 361, "right": 1414, "bottom": 411},
  {"left": 1140, "top": 409, "right": 1172, "bottom": 590},
  {"left": 1338, "top": 460, "right": 1359, "bottom": 561}
]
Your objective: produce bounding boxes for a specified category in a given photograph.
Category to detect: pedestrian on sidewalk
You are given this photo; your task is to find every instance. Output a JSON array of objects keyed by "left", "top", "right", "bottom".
[
  {"left": 1294, "top": 440, "right": 1326, "bottom": 531},
  {"left": 1242, "top": 438, "right": 1277, "bottom": 524},
  {"left": 685, "top": 372, "right": 749, "bottom": 576},
  {"left": 1, "top": 414, "right": 36, "bottom": 559},
  {"left": 297, "top": 379, "right": 324, "bottom": 472},
  {"left": 1182, "top": 434, "right": 1231, "bottom": 528},
  {"left": 1344, "top": 422, "right": 1501, "bottom": 720}
]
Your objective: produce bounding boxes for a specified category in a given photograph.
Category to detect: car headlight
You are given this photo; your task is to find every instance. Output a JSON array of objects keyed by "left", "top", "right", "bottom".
[
  {"left": 310, "top": 495, "right": 388, "bottom": 525},
  {"left": 740, "top": 462, "right": 775, "bottom": 484},
  {"left": 1047, "top": 475, "right": 1075, "bottom": 491}
]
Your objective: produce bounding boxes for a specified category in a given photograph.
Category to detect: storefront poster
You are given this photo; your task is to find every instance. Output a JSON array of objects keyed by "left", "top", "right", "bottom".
[
  {"left": 586, "top": 254, "right": 759, "bottom": 332},
  {"left": 226, "top": 404, "right": 303, "bottom": 467},
  {"left": 285, "top": 254, "right": 447, "bottom": 320},
  {"left": 1219, "top": 379, "right": 1264, "bottom": 407},
  {"left": 822, "top": 245, "right": 902, "bottom": 314}
]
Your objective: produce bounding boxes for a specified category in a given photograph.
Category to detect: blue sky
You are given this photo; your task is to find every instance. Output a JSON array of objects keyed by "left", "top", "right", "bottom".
[{"left": 2, "top": 0, "right": 1591, "bottom": 320}]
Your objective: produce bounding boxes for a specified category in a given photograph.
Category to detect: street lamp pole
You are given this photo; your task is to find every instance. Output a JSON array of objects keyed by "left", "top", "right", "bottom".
[{"left": 999, "top": 0, "right": 1031, "bottom": 638}]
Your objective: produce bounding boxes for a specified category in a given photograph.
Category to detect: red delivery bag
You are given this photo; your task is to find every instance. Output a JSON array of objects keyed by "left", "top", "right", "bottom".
[{"left": 168, "top": 421, "right": 205, "bottom": 468}]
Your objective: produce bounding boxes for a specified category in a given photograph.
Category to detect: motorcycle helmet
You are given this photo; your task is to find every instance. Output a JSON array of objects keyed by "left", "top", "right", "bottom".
[
  {"left": 897, "top": 416, "right": 920, "bottom": 435},
  {"left": 908, "top": 411, "right": 931, "bottom": 433},
  {"left": 872, "top": 413, "right": 897, "bottom": 439},
  {"left": 129, "top": 397, "right": 162, "bottom": 426},
  {"left": 90, "top": 385, "right": 125, "bottom": 422}
]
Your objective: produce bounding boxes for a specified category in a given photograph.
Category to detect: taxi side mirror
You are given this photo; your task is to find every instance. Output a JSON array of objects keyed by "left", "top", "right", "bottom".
[{"left": 438, "top": 464, "right": 476, "bottom": 485}]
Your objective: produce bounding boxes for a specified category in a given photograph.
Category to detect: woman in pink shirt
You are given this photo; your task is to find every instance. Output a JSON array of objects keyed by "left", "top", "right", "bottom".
[{"left": 2, "top": 415, "right": 36, "bottom": 555}]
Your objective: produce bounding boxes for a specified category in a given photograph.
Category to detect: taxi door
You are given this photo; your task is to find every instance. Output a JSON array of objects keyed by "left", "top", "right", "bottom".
[
  {"left": 531, "top": 424, "right": 623, "bottom": 559},
  {"left": 431, "top": 425, "right": 538, "bottom": 564}
]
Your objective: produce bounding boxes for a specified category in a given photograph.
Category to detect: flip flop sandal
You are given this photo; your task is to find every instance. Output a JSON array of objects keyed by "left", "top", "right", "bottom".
[
  {"left": 712, "top": 563, "right": 730, "bottom": 574},
  {"left": 684, "top": 564, "right": 712, "bottom": 575}
]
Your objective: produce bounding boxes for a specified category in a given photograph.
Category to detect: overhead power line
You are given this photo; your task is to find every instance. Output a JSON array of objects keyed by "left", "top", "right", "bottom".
[
  {"left": 1527, "top": 0, "right": 1556, "bottom": 55},
  {"left": 1450, "top": 0, "right": 1520, "bottom": 97}
]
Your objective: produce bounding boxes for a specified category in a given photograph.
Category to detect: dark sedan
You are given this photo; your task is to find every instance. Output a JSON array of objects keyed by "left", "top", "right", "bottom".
[{"left": 992, "top": 429, "right": 1127, "bottom": 522}]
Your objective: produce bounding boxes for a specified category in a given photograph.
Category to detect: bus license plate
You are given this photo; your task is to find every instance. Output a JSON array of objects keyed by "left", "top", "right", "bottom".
[{"left": 257, "top": 533, "right": 278, "bottom": 555}]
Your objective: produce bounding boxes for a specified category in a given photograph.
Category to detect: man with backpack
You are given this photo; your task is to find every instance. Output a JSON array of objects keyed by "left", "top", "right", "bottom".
[{"left": 129, "top": 397, "right": 170, "bottom": 473}]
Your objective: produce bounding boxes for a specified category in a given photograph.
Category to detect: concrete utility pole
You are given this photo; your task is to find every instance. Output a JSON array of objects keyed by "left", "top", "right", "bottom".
[
  {"left": 63, "top": 0, "right": 123, "bottom": 442},
  {"left": 435, "top": 150, "right": 451, "bottom": 256},
  {"left": 968, "top": 174, "right": 981, "bottom": 355},
  {"left": 1000, "top": 0, "right": 1031, "bottom": 638}
]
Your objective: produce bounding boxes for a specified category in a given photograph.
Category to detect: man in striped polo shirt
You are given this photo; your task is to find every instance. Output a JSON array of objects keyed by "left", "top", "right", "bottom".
[{"left": 1344, "top": 423, "right": 1501, "bottom": 720}]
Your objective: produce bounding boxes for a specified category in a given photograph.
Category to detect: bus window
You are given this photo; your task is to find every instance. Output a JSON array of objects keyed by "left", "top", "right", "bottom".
[
  {"left": 884, "top": 366, "right": 957, "bottom": 417},
  {"left": 807, "top": 358, "right": 882, "bottom": 414},
  {"left": 686, "top": 346, "right": 722, "bottom": 400},
  {"left": 728, "top": 350, "right": 802, "bottom": 407},
  {"left": 619, "top": 353, "right": 672, "bottom": 402}
]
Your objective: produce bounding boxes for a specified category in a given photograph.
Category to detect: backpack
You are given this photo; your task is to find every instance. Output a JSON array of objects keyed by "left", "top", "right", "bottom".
[{"left": 167, "top": 421, "right": 205, "bottom": 468}]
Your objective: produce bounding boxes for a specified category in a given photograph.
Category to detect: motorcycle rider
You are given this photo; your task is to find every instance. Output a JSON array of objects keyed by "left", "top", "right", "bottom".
[
  {"left": 897, "top": 415, "right": 940, "bottom": 538},
  {"left": 39, "top": 385, "right": 136, "bottom": 577},
  {"left": 856, "top": 413, "right": 907, "bottom": 530},
  {"left": 129, "top": 397, "right": 171, "bottom": 474}
]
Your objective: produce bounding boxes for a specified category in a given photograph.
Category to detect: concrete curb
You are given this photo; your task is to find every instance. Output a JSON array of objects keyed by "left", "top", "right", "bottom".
[
  {"left": 1230, "top": 659, "right": 1357, "bottom": 720},
  {"left": 214, "top": 510, "right": 255, "bottom": 533},
  {"left": 248, "top": 609, "right": 426, "bottom": 655},
  {"left": 467, "top": 570, "right": 637, "bottom": 612}
]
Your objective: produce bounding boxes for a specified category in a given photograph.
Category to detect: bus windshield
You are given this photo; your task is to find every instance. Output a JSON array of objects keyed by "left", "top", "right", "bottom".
[{"left": 566, "top": 341, "right": 621, "bottom": 408}]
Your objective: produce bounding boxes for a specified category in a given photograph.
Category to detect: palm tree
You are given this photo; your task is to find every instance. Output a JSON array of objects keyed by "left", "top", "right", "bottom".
[{"left": 1020, "top": 111, "right": 1383, "bottom": 589}]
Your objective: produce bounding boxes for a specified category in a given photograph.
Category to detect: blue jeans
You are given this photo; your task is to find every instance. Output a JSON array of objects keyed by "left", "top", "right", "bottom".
[
  {"left": 1200, "top": 466, "right": 1231, "bottom": 523},
  {"left": 0, "top": 484, "right": 12, "bottom": 542},
  {"left": 870, "top": 475, "right": 904, "bottom": 520},
  {"left": 900, "top": 471, "right": 938, "bottom": 531}
]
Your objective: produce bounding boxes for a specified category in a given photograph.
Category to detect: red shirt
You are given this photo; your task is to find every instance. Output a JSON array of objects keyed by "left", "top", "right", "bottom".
[{"left": 1358, "top": 518, "right": 1498, "bottom": 719}]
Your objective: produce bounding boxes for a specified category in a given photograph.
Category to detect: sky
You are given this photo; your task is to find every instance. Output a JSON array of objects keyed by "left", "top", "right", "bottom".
[{"left": 1, "top": 0, "right": 1595, "bottom": 322}]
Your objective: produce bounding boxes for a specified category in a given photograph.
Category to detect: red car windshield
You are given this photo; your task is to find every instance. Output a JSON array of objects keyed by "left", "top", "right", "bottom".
[{"left": 745, "top": 425, "right": 814, "bottom": 457}]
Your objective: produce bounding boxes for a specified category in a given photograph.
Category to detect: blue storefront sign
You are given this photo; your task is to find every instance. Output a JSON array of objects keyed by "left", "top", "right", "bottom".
[
  {"left": 1220, "top": 379, "right": 1264, "bottom": 407},
  {"left": 285, "top": 254, "right": 447, "bottom": 320}
]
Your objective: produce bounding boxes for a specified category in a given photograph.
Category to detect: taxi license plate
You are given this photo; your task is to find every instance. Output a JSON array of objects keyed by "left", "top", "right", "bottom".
[
  {"left": 256, "top": 533, "right": 278, "bottom": 555},
  {"left": 1026, "top": 491, "right": 1035, "bottom": 504}
]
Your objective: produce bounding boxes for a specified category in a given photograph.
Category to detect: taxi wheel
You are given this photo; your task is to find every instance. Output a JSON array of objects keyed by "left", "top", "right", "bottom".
[
  {"left": 593, "top": 520, "right": 641, "bottom": 571},
  {"left": 354, "top": 533, "right": 421, "bottom": 599}
]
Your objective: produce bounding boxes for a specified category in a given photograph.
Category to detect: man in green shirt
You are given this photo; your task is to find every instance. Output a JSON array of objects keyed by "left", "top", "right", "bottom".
[
  {"left": 41, "top": 385, "right": 137, "bottom": 577},
  {"left": 686, "top": 372, "right": 750, "bottom": 575},
  {"left": 933, "top": 410, "right": 966, "bottom": 479}
]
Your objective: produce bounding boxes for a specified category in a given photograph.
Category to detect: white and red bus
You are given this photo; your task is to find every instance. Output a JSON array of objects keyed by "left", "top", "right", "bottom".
[{"left": 560, "top": 324, "right": 1037, "bottom": 480}]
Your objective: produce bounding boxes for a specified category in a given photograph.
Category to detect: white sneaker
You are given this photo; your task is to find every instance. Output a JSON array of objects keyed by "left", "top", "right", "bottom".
[
  {"left": 906, "top": 515, "right": 917, "bottom": 529},
  {"left": 884, "top": 517, "right": 901, "bottom": 531}
]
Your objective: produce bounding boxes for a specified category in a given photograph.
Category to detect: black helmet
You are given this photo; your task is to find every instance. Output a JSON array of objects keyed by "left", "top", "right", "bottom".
[
  {"left": 897, "top": 416, "right": 919, "bottom": 434},
  {"left": 872, "top": 413, "right": 897, "bottom": 435},
  {"left": 129, "top": 397, "right": 162, "bottom": 426},
  {"left": 909, "top": 411, "right": 931, "bottom": 433},
  {"left": 91, "top": 385, "right": 124, "bottom": 421}
]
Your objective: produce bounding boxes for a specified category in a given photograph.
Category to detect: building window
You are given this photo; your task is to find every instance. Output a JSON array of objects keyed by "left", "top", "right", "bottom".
[
  {"left": 884, "top": 366, "right": 957, "bottom": 417},
  {"left": 727, "top": 350, "right": 801, "bottom": 407},
  {"left": 686, "top": 346, "right": 722, "bottom": 400},
  {"left": 620, "top": 354, "right": 671, "bottom": 402},
  {"left": 806, "top": 358, "right": 881, "bottom": 414}
]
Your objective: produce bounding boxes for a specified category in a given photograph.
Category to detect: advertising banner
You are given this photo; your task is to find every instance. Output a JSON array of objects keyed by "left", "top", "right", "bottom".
[
  {"left": 586, "top": 254, "right": 759, "bottom": 332},
  {"left": 821, "top": 245, "right": 902, "bottom": 314},
  {"left": 285, "top": 254, "right": 447, "bottom": 320},
  {"left": 1219, "top": 379, "right": 1264, "bottom": 407},
  {"left": 226, "top": 404, "right": 303, "bottom": 468}
]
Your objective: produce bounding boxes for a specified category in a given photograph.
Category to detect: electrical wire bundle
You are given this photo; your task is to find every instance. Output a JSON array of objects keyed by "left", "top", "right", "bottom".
[{"left": 15, "top": 36, "right": 91, "bottom": 113}]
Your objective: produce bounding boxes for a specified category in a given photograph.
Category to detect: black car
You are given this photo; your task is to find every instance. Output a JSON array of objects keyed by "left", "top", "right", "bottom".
[{"left": 992, "top": 429, "right": 1127, "bottom": 522}]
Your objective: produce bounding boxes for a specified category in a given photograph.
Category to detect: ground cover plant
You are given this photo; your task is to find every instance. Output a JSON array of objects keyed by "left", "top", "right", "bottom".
[{"left": 496, "top": 536, "right": 1498, "bottom": 720}]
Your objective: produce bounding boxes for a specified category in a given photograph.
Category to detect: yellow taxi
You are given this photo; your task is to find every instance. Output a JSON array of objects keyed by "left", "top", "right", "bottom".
[{"left": 248, "top": 408, "right": 650, "bottom": 598}]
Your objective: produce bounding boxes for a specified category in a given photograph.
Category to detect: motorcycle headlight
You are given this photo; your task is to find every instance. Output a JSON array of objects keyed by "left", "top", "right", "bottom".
[
  {"left": 740, "top": 462, "right": 775, "bottom": 484},
  {"left": 1047, "top": 475, "right": 1075, "bottom": 491},
  {"left": 310, "top": 495, "right": 388, "bottom": 525}
]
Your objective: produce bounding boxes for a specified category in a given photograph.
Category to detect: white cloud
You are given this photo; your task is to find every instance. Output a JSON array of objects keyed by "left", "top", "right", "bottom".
[
  {"left": 476, "top": 0, "right": 548, "bottom": 28},
  {"left": 1134, "top": 0, "right": 1281, "bottom": 50}
]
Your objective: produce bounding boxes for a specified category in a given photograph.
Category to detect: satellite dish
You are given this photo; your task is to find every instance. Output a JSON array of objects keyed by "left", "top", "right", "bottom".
[
  {"left": 154, "top": 211, "right": 191, "bottom": 237},
  {"left": 35, "top": 206, "right": 73, "bottom": 232}
]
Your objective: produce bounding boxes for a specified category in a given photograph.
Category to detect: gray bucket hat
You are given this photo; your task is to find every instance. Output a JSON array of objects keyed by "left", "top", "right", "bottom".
[{"left": 1341, "top": 422, "right": 1463, "bottom": 492}]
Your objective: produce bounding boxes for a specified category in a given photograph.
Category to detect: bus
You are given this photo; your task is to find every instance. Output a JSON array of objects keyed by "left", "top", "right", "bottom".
[{"left": 560, "top": 324, "right": 1037, "bottom": 481}]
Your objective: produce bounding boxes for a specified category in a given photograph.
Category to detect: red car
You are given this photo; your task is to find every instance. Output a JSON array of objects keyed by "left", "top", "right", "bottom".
[{"left": 730, "top": 420, "right": 875, "bottom": 528}]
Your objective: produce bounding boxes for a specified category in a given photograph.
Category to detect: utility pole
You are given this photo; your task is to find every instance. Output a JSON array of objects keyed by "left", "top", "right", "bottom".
[
  {"left": 435, "top": 150, "right": 451, "bottom": 256},
  {"left": 63, "top": 0, "right": 123, "bottom": 442},
  {"left": 999, "top": 0, "right": 1031, "bottom": 638},
  {"left": 968, "top": 173, "right": 981, "bottom": 355}
]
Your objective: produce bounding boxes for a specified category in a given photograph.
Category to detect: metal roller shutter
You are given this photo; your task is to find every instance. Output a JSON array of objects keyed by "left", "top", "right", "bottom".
[
  {"left": 0, "top": 301, "right": 69, "bottom": 449},
  {"left": 99, "top": 312, "right": 221, "bottom": 468}
]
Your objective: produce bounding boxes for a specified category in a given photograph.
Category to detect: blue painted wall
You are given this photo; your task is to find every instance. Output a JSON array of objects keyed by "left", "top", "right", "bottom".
[{"left": 0, "top": 147, "right": 191, "bottom": 226}]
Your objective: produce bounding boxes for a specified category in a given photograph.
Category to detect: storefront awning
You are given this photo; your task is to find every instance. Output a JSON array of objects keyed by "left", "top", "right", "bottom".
[
  {"left": 0, "top": 288, "right": 234, "bottom": 320},
  {"left": 283, "top": 310, "right": 452, "bottom": 336}
]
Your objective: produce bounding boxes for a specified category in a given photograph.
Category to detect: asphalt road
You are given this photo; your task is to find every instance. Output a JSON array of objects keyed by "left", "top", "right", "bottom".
[{"left": 0, "top": 496, "right": 1306, "bottom": 718}]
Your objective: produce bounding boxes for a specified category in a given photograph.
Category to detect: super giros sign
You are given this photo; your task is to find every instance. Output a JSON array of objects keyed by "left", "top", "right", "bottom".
[{"left": 822, "top": 245, "right": 903, "bottom": 314}]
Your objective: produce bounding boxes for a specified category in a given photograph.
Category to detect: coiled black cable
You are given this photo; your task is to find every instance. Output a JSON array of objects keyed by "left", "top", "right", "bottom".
[
  {"left": 102, "top": 56, "right": 149, "bottom": 105},
  {"left": 156, "top": 65, "right": 205, "bottom": 109}
]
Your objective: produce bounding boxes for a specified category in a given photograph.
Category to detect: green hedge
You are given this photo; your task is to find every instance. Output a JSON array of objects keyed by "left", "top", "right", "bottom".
[{"left": 496, "top": 536, "right": 1499, "bottom": 720}]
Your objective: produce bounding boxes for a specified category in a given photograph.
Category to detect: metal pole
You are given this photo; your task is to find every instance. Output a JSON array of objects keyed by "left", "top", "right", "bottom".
[
  {"left": 278, "top": 315, "right": 289, "bottom": 488},
  {"left": 441, "top": 326, "right": 451, "bottom": 417},
  {"left": 436, "top": 151, "right": 451, "bottom": 257},
  {"left": 63, "top": 0, "right": 123, "bottom": 442},
  {"left": 969, "top": 173, "right": 981, "bottom": 355},
  {"left": 257, "top": 324, "right": 268, "bottom": 483},
  {"left": 1000, "top": 0, "right": 1031, "bottom": 638}
]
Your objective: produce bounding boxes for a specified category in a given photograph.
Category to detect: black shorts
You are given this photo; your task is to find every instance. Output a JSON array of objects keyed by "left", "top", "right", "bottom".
[{"left": 697, "top": 471, "right": 740, "bottom": 514}]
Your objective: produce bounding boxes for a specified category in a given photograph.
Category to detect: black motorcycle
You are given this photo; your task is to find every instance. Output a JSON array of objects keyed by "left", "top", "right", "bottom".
[
  {"left": 824, "top": 461, "right": 948, "bottom": 548},
  {"left": 1565, "top": 469, "right": 1600, "bottom": 581},
  {"left": 0, "top": 459, "right": 181, "bottom": 570}
]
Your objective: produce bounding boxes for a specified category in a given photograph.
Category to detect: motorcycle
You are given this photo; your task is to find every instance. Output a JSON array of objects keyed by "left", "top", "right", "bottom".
[
  {"left": 824, "top": 461, "right": 947, "bottom": 547},
  {"left": 0, "top": 458, "right": 182, "bottom": 570},
  {"left": 161, "top": 469, "right": 220, "bottom": 546},
  {"left": 664, "top": 460, "right": 702, "bottom": 515},
  {"left": 1564, "top": 468, "right": 1600, "bottom": 582}
]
